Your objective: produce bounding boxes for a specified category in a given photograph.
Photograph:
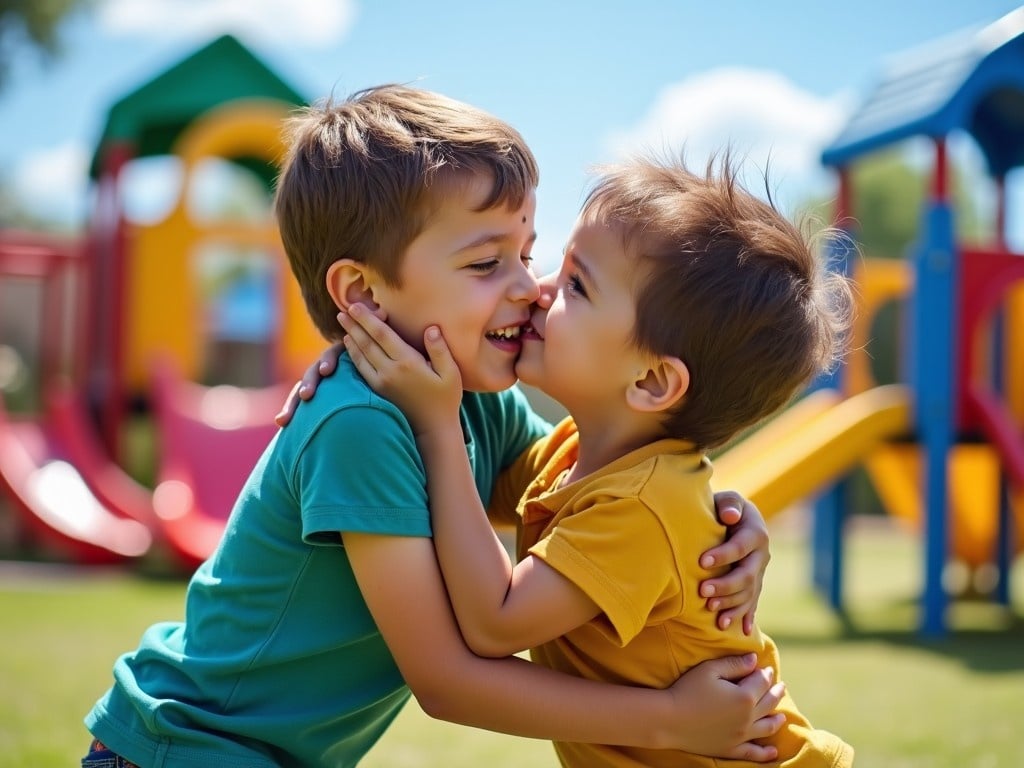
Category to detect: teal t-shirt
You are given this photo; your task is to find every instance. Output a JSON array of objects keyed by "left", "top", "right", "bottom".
[{"left": 84, "top": 355, "right": 549, "bottom": 768}]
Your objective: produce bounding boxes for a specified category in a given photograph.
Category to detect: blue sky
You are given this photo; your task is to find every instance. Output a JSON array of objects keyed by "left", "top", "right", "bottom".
[{"left": 1, "top": 0, "right": 1020, "bottom": 273}]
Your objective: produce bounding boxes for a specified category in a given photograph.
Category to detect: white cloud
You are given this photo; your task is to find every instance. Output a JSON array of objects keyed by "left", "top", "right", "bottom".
[
  {"left": 13, "top": 142, "right": 91, "bottom": 226},
  {"left": 98, "top": 0, "right": 357, "bottom": 48},
  {"left": 604, "top": 68, "right": 852, "bottom": 211}
]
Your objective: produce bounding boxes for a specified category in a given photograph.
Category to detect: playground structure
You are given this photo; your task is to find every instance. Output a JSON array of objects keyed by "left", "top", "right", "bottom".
[
  {"left": 0, "top": 35, "right": 324, "bottom": 568},
  {"left": 715, "top": 8, "right": 1024, "bottom": 636},
  {"left": 84, "top": 34, "right": 323, "bottom": 451}
]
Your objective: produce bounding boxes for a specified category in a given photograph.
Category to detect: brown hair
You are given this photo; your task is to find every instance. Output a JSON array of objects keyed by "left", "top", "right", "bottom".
[
  {"left": 274, "top": 84, "right": 539, "bottom": 339},
  {"left": 583, "top": 154, "right": 852, "bottom": 450}
]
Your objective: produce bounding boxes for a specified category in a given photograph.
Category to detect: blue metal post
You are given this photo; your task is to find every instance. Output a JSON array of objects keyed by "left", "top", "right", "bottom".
[{"left": 909, "top": 178, "right": 957, "bottom": 637}]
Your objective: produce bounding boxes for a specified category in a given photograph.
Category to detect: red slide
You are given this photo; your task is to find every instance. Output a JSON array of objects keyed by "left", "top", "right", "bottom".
[
  {"left": 149, "top": 361, "right": 287, "bottom": 571},
  {"left": 0, "top": 387, "right": 155, "bottom": 564}
]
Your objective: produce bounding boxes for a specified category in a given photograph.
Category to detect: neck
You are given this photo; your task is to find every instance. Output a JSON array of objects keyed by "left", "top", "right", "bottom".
[{"left": 566, "top": 410, "right": 668, "bottom": 484}]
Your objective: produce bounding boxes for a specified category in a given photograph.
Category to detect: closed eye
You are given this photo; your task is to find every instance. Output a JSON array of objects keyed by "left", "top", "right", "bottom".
[{"left": 467, "top": 259, "right": 500, "bottom": 273}]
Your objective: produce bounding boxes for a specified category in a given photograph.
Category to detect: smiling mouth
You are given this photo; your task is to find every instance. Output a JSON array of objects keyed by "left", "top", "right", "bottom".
[{"left": 486, "top": 325, "right": 522, "bottom": 341}]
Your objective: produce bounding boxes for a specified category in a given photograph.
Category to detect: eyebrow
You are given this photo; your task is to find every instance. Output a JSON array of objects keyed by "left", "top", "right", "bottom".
[{"left": 458, "top": 231, "right": 537, "bottom": 253}]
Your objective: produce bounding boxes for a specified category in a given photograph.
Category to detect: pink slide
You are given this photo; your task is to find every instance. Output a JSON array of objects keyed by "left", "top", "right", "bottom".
[
  {"left": 149, "top": 362, "right": 287, "bottom": 570},
  {"left": 0, "top": 387, "right": 155, "bottom": 564}
]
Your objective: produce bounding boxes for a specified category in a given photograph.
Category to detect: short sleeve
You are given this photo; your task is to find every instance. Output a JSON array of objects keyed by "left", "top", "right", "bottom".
[
  {"left": 529, "top": 497, "right": 677, "bottom": 646},
  {"left": 294, "top": 404, "right": 431, "bottom": 543}
]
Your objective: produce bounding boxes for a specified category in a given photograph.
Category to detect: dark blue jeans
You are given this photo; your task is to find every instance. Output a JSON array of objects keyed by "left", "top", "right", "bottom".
[{"left": 81, "top": 739, "right": 140, "bottom": 768}]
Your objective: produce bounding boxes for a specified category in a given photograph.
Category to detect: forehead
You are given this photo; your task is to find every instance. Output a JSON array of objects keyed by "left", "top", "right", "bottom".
[
  {"left": 400, "top": 177, "right": 536, "bottom": 267},
  {"left": 567, "top": 217, "right": 651, "bottom": 292}
]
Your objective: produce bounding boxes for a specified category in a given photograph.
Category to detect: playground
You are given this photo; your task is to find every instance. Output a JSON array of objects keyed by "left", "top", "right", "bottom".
[
  {"left": 5, "top": 20, "right": 1024, "bottom": 628},
  {"left": 2, "top": 11, "right": 1024, "bottom": 765}
]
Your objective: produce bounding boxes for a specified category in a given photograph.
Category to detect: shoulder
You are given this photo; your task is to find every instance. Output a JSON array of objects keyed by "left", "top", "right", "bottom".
[
  {"left": 582, "top": 446, "right": 714, "bottom": 521},
  {"left": 636, "top": 450, "right": 721, "bottom": 536},
  {"left": 282, "top": 357, "right": 415, "bottom": 455}
]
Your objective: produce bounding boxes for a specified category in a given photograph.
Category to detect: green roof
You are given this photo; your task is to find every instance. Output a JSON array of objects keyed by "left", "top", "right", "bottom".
[{"left": 89, "top": 34, "right": 306, "bottom": 178}]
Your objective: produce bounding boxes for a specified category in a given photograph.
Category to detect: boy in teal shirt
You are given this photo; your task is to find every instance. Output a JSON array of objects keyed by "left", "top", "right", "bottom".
[{"left": 84, "top": 86, "right": 780, "bottom": 768}]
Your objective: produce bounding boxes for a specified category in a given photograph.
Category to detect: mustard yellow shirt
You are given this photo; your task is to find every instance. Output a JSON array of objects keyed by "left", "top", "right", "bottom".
[{"left": 490, "top": 418, "right": 854, "bottom": 768}]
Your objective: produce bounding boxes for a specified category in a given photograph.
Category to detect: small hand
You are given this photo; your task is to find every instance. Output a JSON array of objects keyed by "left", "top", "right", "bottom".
[
  {"left": 666, "top": 653, "right": 784, "bottom": 760},
  {"left": 700, "top": 491, "right": 770, "bottom": 634},
  {"left": 339, "top": 305, "right": 463, "bottom": 433},
  {"left": 274, "top": 343, "right": 344, "bottom": 426}
]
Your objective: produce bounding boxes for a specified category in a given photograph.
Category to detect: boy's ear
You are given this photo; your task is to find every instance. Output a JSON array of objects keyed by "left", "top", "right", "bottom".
[
  {"left": 325, "top": 259, "right": 386, "bottom": 319},
  {"left": 626, "top": 356, "right": 690, "bottom": 413}
]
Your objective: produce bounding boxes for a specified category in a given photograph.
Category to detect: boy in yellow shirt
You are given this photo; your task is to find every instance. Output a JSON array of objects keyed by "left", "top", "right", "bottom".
[{"left": 340, "top": 154, "right": 855, "bottom": 767}]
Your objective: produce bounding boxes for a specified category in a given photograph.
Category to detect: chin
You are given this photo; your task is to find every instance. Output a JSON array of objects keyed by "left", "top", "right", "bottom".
[
  {"left": 513, "top": 363, "right": 540, "bottom": 389},
  {"left": 463, "top": 371, "right": 517, "bottom": 394}
]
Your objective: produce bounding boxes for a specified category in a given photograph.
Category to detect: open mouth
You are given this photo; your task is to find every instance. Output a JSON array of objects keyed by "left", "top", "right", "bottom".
[
  {"left": 519, "top": 321, "right": 542, "bottom": 341},
  {"left": 486, "top": 325, "right": 522, "bottom": 341}
]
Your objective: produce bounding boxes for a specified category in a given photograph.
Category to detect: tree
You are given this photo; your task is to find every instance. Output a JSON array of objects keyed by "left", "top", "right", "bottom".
[
  {"left": 807, "top": 148, "right": 985, "bottom": 261},
  {"left": 0, "top": 0, "right": 91, "bottom": 89}
]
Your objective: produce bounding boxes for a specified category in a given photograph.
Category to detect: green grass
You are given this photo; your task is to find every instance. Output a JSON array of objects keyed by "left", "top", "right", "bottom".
[{"left": 2, "top": 514, "right": 1022, "bottom": 767}]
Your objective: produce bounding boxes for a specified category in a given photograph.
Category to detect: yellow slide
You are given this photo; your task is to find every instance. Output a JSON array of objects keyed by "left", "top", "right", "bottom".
[{"left": 712, "top": 385, "right": 912, "bottom": 518}]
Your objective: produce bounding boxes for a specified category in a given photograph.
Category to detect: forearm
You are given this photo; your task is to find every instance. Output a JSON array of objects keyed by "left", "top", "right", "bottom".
[
  {"left": 416, "top": 648, "right": 681, "bottom": 749},
  {"left": 418, "top": 426, "right": 521, "bottom": 653}
]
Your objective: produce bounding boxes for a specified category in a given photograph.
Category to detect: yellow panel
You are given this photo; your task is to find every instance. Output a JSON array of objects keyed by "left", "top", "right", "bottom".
[
  {"left": 123, "top": 99, "right": 332, "bottom": 390},
  {"left": 865, "top": 443, "right": 1023, "bottom": 566},
  {"left": 846, "top": 258, "right": 912, "bottom": 396},
  {"left": 712, "top": 385, "right": 911, "bottom": 517}
]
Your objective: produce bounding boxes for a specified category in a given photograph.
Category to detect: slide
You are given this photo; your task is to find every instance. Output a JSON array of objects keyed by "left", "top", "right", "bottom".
[
  {"left": 712, "top": 385, "right": 912, "bottom": 518},
  {"left": 0, "top": 387, "right": 155, "bottom": 564},
  {"left": 150, "top": 361, "right": 288, "bottom": 570}
]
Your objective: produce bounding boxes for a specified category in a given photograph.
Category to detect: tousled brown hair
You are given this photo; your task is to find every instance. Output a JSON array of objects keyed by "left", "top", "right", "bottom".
[
  {"left": 583, "top": 154, "right": 852, "bottom": 450},
  {"left": 274, "top": 84, "right": 539, "bottom": 339}
]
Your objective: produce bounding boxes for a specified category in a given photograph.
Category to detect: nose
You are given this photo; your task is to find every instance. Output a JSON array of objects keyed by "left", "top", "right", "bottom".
[
  {"left": 510, "top": 259, "right": 541, "bottom": 303},
  {"left": 534, "top": 271, "right": 557, "bottom": 310}
]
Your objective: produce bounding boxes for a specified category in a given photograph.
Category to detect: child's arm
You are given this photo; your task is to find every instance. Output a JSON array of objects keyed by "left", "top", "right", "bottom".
[
  {"left": 344, "top": 526, "right": 784, "bottom": 759},
  {"left": 342, "top": 318, "right": 630, "bottom": 654}
]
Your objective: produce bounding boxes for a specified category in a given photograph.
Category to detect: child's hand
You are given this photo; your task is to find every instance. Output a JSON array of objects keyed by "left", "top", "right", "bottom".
[
  {"left": 699, "top": 492, "right": 770, "bottom": 634},
  {"left": 339, "top": 304, "right": 462, "bottom": 433},
  {"left": 665, "top": 653, "right": 784, "bottom": 760},
  {"left": 274, "top": 343, "right": 344, "bottom": 426}
]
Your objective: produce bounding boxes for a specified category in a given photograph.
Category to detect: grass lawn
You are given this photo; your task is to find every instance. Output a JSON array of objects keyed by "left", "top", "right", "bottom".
[{"left": 2, "top": 512, "right": 1022, "bottom": 767}]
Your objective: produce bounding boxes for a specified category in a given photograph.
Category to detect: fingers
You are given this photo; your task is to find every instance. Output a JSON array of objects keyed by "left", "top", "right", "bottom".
[
  {"left": 274, "top": 381, "right": 305, "bottom": 427},
  {"left": 701, "top": 560, "right": 754, "bottom": 600},
  {"left": 338, "top": 309, "right": 384, "bottom": 361},
  {"left": 736, "top": 665, "right": 786, "bottom": 716},
  {"left": 712, "top": 490, "right": 744, "bottom": 527},
  {"left": 423, "top": 326, "right": 459, "bottom": 384},
  {"left": 742, "top": 612, "right": 755, "bottom": 636},
  {"left": 342, "top": 332, "right": 378, "bottom": 385},
  {"left": 706, "top": 652, "right": 759, "bottom": 682},
  {"left": 702, "top": 522, "right": 768, "bottom": 570},
  {"left": 317, "top": 343, "right": 343, "bottom": 377},
  {"left": 699, "top": 528, "right": 748, "bottom": 570},
  {"left": 341, "top": 304, "right": 407, "bottom": 361},
  {"left": 729, "top": 737, "right": 781, "bottom": 763},
  {"left": 275, "top": 342, "right": 344, "bottom": 426}
]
